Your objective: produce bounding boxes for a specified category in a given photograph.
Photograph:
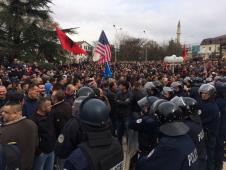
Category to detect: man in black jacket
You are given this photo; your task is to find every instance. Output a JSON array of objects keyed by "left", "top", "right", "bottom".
[
  {"left": 30, "top": 97, "right": 55, "bottom": 170},
  {"left": 51, "top": 89, "right": 72, "bottom": 138},
  {"left": 115, "top": 80, "right": 132, "bottom": 144}
]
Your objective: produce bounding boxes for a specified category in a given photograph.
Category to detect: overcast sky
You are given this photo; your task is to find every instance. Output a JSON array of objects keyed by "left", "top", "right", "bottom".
[{"left": 50, "top": 0, "right": 226, "bottom": 45}]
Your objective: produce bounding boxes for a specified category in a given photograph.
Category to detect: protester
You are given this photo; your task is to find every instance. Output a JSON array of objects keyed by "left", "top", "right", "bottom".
[{"left": 0, "top": 101, "right": 38, "bottom": 170}]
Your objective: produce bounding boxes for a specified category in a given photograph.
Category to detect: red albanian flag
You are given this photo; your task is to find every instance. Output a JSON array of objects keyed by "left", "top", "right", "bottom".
[
  {"left": 56, "top": 27, "right": 86, "bottom": 55},
  {"left": 182, "top": 45, "right": 187, "bottom": 61}
]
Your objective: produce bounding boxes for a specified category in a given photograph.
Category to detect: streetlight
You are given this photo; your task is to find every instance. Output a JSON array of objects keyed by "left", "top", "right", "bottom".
[
  {"left": 113, "top": 25, "right": 122, "bottom": 63},
  {"left": 143, "top": 30, "right": 148, "bottom": 62}
]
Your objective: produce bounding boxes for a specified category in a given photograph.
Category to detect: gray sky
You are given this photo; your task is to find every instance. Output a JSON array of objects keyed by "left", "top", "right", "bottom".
[{"left": 50, "top": 0, "right": 226, "bottom": 45}]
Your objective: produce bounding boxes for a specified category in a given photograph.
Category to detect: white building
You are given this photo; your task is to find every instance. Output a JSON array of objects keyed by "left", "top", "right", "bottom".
[
  {"left": 200, "top": 35, "right": 226, "bottom": 60},
  {"left": 77, "top": 41, "right": 93, "bottom": 53}
]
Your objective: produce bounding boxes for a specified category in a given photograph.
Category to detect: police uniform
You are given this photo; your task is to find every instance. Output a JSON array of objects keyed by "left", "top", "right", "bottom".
[
  {"left": 64, "top": 131, "right": 123, "bottom": 170},
  {"left": 129, "top": 116, "right": 159, "bottom": 156},
  {"left": 184, "top": 119, "right": 207, "bottom": 170},
  {"left": 55, "top": 116, "right": 83, "bottom": 159},
  {"left": 136, "top": 134, "right": 199, "bottom": 170},
  {"left": 171, "top": 96, "right": 207, "bottom": 170},
  {"left": 136, "top": 101, "right": 199, "bottom": 170},
  {"left": 214, "top": 83, "right": 226, "bottom": 170},
  {"left": 64, "top": 98, "right": 123, "bottom": 170},
  {"left": 198, "top": 84, "right": 220, "bottom": 170}
]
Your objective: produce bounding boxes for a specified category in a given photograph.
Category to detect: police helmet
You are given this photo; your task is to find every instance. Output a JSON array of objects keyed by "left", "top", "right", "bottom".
[
  {"left": 171, "top": 96, "right": 201, "bottom": 123},
  {"left": 79, "top": 98, "right": 110, "bottom": 127},
  {"left": 183, "top": 77, "right": 192, "bottom": 87},
  {"left": 153, "top": 80, "right": 163, "bottom": 92},
  {"left": 193, "top": 77, "right": 203, "bottom": 87},
  {"left": 170, "top": 82, "right": 182, "bottom": 91},
  {"left": 72, "top": 96, "right": 88, "bottom": 116},
  {"left": 144, "top": 82, "right": 158, "bottom": 96},
  {"left": 215, "top": 81, "right": 226, "bottom": 98},
  {"left": 156, "top": 102, "right": 189, "bottom": 136},
  {"left": 198, "top": 84, "right": 216, "bottom": 96},
  {"left": 76, "top": 86, "right": 95, "bottom": 98},
  {"left": 205, "top": 77, "right": 213, "bottom": 83},
  {"left": 149, "top": 99, "right": 167, "bottom": 115},
  {"left": 137, "top": 96, "right": 159, "bottom": 110}
]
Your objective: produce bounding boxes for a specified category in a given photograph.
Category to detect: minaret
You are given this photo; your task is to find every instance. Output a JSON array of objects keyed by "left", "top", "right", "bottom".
[{"left": 176, "top": 20, "right": 181, "bottom": 44}]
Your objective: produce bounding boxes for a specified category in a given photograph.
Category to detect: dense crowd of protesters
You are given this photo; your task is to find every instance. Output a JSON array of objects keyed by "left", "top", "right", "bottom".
[{"left": 0, "top": 58, "right": 226, "bottom": 170}]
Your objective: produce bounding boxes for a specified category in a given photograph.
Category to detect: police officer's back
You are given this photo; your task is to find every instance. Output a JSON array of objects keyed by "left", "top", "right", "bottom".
[
  {"left": 64, "top": 98, "right": 123, "bottom": 170},
  {"left": 171, "top": 96, "right": 207, "bottom": 170},
  {"left": 198, "top": 84, "right": 220, "bottom": 170},
  {"left": 136, "top": 102, "right": 199, "bottom": 170}
]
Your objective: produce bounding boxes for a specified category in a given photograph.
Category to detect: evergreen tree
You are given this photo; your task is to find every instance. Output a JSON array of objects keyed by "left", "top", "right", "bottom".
[{"left": 0, "top": 0, "right": 71, "bottom": 64}]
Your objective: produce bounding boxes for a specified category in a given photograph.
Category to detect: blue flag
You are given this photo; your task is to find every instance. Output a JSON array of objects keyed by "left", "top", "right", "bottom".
[{"left": 103, "top": 62, "right": 112, "bottom": 78}]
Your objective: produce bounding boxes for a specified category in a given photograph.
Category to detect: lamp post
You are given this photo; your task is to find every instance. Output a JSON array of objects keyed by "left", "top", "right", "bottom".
[{"left": 113, "top": 25, "right": 122, "bottom": 77}]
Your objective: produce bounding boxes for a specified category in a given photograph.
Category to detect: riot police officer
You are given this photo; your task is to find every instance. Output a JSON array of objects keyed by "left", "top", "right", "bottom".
[
  {"left": 56, "top": 87, "right": 95, "bottom": 159},
  {"left": 161, "top": 87, "right": 175, "bottom": 100},
  {"left": 136, "top": 101, "right": 199, "bottom": 170},
  {"left": 129, "top": 96, "right": 160, "bottom": 156},
  {"left": 64, "top": 98, "right": 123, "bottom": 170},
  {"left": 214, "top": 82, "right": 226, "bottom": 170},
  {"left": 198, "top": 84, "right": 220, "bottom": 170},
  {"left": 171, "top": 81, "right": 186, "bottom": 97},
  {"left": 171, "top": 96, "right": 207, "bottom": 170},
  {"left": 143, "top": 82, "right": 159, "bottom": 97}
]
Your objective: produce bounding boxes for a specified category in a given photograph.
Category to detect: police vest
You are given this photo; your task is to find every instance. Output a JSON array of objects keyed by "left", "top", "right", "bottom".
[{"left": 79, "top": 130, "right": 123, "bottom": 170}]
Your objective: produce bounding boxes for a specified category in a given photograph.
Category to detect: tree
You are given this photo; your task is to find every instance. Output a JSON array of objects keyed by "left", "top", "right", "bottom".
[
  {"left": 166, "top": 39, "right": 182, "bottom": 57},
  {"left": 0, "top": 0, "right": 71, "bottom": 64}
]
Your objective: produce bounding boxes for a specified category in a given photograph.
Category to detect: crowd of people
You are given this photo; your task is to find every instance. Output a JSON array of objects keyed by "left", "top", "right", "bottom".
[{"left": 0, "top": 58, "right": 226, "bottom": 170}]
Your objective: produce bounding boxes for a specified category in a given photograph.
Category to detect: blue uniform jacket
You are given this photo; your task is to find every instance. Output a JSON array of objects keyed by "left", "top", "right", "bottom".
[
  {"left": 128, "top": 116, "right": 159, "bottom": 134},
  {"left": 136, "top": 134, "right": 199, "bottom": 170},
  {"left": 199, "top": 100, "right": 220, "bottom": 135},
  {"left": 64, "top": 148, "right": 90, "bottom": 170}
]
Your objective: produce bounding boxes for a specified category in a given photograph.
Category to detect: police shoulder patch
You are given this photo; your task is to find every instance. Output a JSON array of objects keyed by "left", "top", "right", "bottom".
[
  {"left": 58, "top": 134, "right": 64, "bottom": 143},
  {"left": 147, "top": 149, "right": 155, "bottom": 158}
]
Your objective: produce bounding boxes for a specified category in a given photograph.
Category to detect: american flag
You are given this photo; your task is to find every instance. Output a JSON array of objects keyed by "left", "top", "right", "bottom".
[{"left": 93, "top": 31, "right": 111, "bottom": 64}]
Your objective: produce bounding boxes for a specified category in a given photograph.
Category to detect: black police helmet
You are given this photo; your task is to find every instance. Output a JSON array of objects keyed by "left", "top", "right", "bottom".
[
  {"left": 149, "top": 99, "right": 167, "bottom": 115},
  {"left": 76, "top": 86, "right": 95, "bottom": 98},
  {"left": 156, "top": 102, "right": 189, "bottom": 136},
  {"left": 182, "top": 97, "right": 202, "bottom": 123},
  {"left": 79, "top": 98, "right": 110, "bottom": 127}
]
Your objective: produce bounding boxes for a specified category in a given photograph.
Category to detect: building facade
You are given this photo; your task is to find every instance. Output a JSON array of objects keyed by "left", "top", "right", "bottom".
[
  {"left": 77, "top": 41, "right": 93, "bottom": 56},
  {"left": 200, "top": 35, "right": 226, "bottom": 60}
]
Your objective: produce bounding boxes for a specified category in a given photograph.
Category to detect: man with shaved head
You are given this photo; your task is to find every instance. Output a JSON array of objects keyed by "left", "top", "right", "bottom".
[
  {"left": 65, "top": 84, "right": 76, "bottom": 106},
  {"left": 0, "top": 101, "right": 38, "bottom": 170}
]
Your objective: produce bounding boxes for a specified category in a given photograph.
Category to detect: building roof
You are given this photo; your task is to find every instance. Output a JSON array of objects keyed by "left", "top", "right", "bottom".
[
  {"left": 77, "top": 41, "right": 93, "bottom": 47},
  {"left": 201, "top": 35, "right": 226, "bottom": 45}
]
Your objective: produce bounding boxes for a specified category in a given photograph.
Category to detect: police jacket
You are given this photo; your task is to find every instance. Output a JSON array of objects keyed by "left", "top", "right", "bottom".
[
  {"left": 64, "top": 128, "right": 123, "bottom": 170},
  {"left": 216, "top": 97, "right": 226, "bottom": 135},
  {"left": 184, "top": 118, "right": 207, "bottom": 169},
  {"left": 199, "top": 100, "right": 220, "bottom": 135},
  {"left": 30, "top": 112, "right": 56, "bottom": 154},
  {"left": 136, "top": 134, "right": 199, "bottom": 170},
  {"left": 50, "top": 100, "right": 72, "bottom": 137},
  {"left": 129, "top": 116, "right": 160, "bottom": 155},
  {"left": 55, "top": 116, "right": 83, "bottom": 159}
]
